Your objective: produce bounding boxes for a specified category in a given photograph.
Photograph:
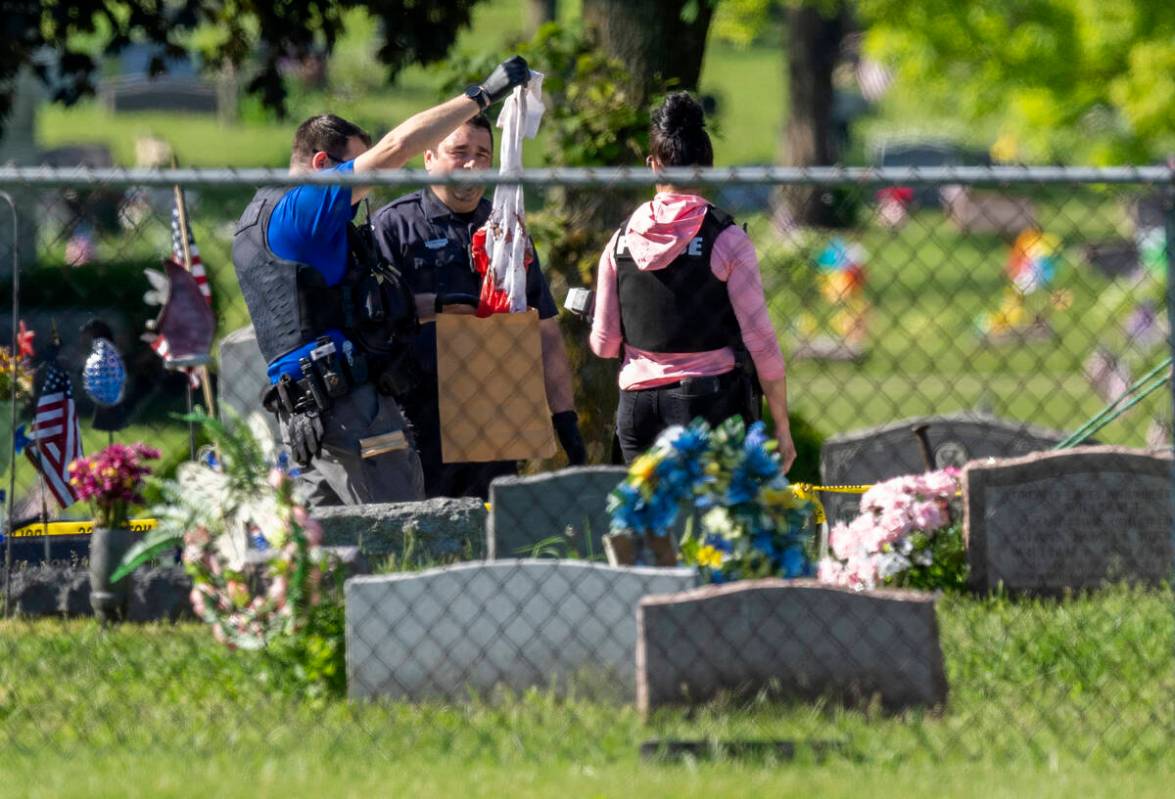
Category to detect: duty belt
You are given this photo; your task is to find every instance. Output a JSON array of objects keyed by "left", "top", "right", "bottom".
[{"left": 629, "top": 369, "right": 744, "bottom": 396}]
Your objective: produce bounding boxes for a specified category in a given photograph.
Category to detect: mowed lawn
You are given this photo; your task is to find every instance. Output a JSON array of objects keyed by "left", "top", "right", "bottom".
[{"left": 4, "top": 585, "right": 1174, "bottom": 796}]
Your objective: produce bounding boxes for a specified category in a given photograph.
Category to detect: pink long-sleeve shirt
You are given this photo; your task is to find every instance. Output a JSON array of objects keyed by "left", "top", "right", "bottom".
[{"left": 590, "top": 192, "right": 787, "bottom": 391}]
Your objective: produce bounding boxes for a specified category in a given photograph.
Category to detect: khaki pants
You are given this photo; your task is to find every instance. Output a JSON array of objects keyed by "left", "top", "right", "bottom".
[{"left": 283, "top": 382, "right": 425, "bottom": 507}]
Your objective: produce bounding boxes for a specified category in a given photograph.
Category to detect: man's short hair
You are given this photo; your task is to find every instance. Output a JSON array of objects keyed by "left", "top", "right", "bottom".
[
  {"left": 291, "top": 114, "right": 372, "bottom": 166},
  {"left": 465, "top": 113, "right": 494, "bottom": 149}
]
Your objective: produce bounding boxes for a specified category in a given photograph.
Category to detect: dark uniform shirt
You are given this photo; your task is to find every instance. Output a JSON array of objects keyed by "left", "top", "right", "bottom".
[
  {"left": 371, "top": 188, "right": 558, "bottom": 375},
  {"left": 371, "top": 188, "right": 559, "bottom": 499}
]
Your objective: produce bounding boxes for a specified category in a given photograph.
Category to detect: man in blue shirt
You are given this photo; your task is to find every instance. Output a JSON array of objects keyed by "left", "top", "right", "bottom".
[
  {"left": 373, "top": 115, "right": 586, "bottom": 499},
  {"left": 232, "top": 56, "right": 530, "bottom": 506}
]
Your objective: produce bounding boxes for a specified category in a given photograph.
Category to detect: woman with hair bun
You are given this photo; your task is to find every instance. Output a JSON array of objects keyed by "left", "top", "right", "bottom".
[{"left": 590, "top": 91, "right": 796, "bottom": 471}]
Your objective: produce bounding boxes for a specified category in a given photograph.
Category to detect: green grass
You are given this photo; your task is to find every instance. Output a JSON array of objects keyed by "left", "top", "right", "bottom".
[{"left": 3, "top": 585, "right": 1174, "bottom": 795}]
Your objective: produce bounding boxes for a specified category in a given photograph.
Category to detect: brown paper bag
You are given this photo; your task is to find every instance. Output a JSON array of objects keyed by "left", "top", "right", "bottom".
[{"left": 435, "top": 309, "right": 556, "bottom": 463}]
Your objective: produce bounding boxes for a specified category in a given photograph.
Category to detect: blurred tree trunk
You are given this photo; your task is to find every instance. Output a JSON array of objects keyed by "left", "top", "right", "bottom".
[
  {"left": 525, "top": 0, "right": 558, "bottom": 34},
  {"left": 779, "top": 3, "right": 846, "bottom": 228},
  {"left": 582, "top": 0, "right": 715, "bottom": 109}
]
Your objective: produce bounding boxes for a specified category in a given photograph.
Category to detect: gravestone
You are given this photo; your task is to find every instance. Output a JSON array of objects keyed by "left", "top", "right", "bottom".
[
  {"left": 942, "top": 186, "right": 1035, "bottom": 236},
  {"left": 820, "top": 413, "right": 1067, "bottom": 523},
  {"left": 1082, "top": 240, "right": 1139, "bottom": 279},
  {"left": 875, "top": 140, "right": 990, "bottom": 208},
  {"left": 487, "top": 466, "right": 627, "bottom": 559},
  {"left": 98, "top": 44, "right": 218, "bottom": 113},
  {"left": 636, "top": 579, "right": 947, "bottom": 717},
  {"left": 963, "top": 446, "right": 1173, "bottom": 594},
  {"left": 315, "top": 497, "right": 486, "bottom": 562},
  {"left": 3, "top": 562, "right": 194, "bottom": 621},
  {"left": 217, "top": 325, "right": 278, "bottom": 446},
  {"left": 346, "top": 560, "right": 697, "bottom": 701}
]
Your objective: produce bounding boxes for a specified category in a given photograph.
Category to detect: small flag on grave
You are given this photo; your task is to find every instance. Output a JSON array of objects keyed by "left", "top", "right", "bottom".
[{"left": 25, "top": 355, "right": 83, "bottom": 509}]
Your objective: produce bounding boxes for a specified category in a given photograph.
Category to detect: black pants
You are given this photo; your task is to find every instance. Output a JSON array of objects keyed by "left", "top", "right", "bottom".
[
  {"left": 615, "top": 370, "right": 754, "bottom": 464},
  {"left": 398, "top": 376, "right": 518, "bottom": 500}
]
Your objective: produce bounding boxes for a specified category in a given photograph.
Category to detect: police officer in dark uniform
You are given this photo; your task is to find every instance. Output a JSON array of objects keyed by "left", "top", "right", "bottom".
[
  {"left": 231, "top": 56, "right": 531, "bottom": 506},
  {"left": 372, "top": 114, "right": 586, "bottom": 499}
]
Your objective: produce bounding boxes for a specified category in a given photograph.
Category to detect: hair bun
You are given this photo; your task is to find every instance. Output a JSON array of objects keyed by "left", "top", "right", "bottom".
[{"left": 657, "top": 91, "right": 706, "bottom": 133}]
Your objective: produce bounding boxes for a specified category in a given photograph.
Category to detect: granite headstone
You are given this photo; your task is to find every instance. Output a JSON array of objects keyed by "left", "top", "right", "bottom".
[
  {"left": 820, "top": 414, "right": 1067, "bottom": 522},
  {"left": 217, "top": 325, "right": 277, "bottom": 446},
  {"left": 963, "top": 446, "right": 1173, "bottom": 594},
  {"left": 636, "top": 579, "right": 947, "bottom": 717},
  {"left": 315, "top": 498, "right": 487, "bottom": 562},
  {"left": 346, "top": 560, "right": 698, "bottom": 701},
  {"left": 487, "top": 467, "right": 628, "bottom": 559}
]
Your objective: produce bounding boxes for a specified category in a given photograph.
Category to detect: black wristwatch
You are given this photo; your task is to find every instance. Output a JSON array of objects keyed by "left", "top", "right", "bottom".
[{"left": 464, "top": 85, "right": 490, "bottom": 111}]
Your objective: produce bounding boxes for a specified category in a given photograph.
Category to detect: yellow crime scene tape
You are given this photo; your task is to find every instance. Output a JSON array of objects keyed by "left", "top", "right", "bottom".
[
  {"left": 790, "top": 483, "right": 873, "bottom": 525},
  {"left": 8, "top": 519, "right": 158, "bottom": 538}
]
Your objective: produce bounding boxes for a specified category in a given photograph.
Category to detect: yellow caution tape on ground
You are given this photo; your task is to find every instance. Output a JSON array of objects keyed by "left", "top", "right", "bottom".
[{"left": 8, "top": 519, "right": 158, "bottom": 538}]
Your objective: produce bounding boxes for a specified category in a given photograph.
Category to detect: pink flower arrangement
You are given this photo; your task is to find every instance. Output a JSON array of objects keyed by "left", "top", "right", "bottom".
[
  {"left": 818, "top": 468, "right": 964, "bottom": 591},
  {"left": 69, "top": 443, "right": 161, "bottom": 528}
]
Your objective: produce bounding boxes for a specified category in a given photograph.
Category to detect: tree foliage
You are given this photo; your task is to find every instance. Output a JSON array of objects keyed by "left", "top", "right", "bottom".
[
  {"left": 0, "top": 0, "right": 488, "bottom": 124},
  {"left": 857, "top": 0, "right": 1175, "bottom": 163}
]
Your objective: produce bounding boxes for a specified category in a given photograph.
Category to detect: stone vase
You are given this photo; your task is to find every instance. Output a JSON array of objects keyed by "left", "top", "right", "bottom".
[
  {"left": 89, "top": 526, "right": 134, "bottom": 623},
  {"left": 603, "top": 532, "right": 678, "bottom": 568}
]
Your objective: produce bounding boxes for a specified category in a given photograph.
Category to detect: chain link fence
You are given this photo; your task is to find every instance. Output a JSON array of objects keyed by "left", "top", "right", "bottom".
[{"left": 1, "top": 165, "right": 1173, "bottom": 774}]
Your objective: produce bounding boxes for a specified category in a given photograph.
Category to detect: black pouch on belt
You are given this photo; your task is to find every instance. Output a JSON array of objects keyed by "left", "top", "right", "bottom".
[{"left": 678, "top": 374, "right": 726, "bottom": 398}]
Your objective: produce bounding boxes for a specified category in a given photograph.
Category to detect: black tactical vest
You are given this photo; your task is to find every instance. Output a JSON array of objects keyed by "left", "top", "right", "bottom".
[
  {"left": 615, "top": 206, "right": 739, "bottom": 353},
  {"left": 231, "top": 187, "right": 351, "bottom": 364}
]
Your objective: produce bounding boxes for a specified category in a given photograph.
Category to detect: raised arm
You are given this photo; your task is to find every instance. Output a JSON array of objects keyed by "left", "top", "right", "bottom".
[{"left": 351, "top": 56, "right": 530, "bottom": 203}]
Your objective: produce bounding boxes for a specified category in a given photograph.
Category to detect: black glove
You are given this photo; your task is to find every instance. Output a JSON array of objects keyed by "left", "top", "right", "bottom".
[
  {"left": 480, "top": 55, "right": 530, "bottom": 105},
  {"left": 288, "top": 409, "right": 326, "bottom": 466},
  {"left": 552, "top": 410, "right": 587, "bottom": 466}
]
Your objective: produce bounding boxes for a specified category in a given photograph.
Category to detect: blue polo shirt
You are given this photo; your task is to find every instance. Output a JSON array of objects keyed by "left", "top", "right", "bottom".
[{"left": 265, "top": 161, "right": 355, "bottom": 382}]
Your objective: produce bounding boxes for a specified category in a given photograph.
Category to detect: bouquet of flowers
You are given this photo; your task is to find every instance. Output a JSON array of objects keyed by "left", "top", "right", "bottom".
[
  {"left": 0, "top": 321, "right": 36, "bottom": 403},
  {"left": 68, "top": 443, "right": 160, "bottom": 528},
  {"left": 608, "top": 417, "right": 816, "bottom": 582},
  {"left": 817, "top": 468, "right": 966, "bottom": 591}
]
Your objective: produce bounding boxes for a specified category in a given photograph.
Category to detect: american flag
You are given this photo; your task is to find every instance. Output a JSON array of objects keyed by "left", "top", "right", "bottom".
[
  {"left": 171, "top": 196, "right": 212, "bottom": 305},
  {"left": 25, "top": 358, "right": 83, "bottom": 509},
  {"left": 158, "top": 191, "right": 210, "bottom": 389}
]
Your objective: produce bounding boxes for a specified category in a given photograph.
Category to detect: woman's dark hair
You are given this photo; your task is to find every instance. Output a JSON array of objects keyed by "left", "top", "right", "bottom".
[{"left": 649, "top": 91, "right": 713, "bottom": 168}]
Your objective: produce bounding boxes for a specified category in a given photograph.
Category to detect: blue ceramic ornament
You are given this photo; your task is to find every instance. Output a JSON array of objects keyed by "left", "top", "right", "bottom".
[{"left": 83, "top": 337, "right": 126, "bottom": 407}]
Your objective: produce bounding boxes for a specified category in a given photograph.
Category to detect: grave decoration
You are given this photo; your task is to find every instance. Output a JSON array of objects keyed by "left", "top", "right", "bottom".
[
  {"left": 607, "top": 417, "right": 817, "bottom": 581},
  {"left": 114, "top": 411, "right": 338, "bottom": 652},
  {"left": 794, "top": 237, "right": 870, "bottom": 360},
  {"left": 69, "top": 442, "right": 160, "bottom": 622},
  {"left": 80, "top": 319, "right": 128, "bottom": 433},
  {"left": 818, "top": 468, "right": 966, "bottom": 592},
  {"left": 0, "top": 320, "right": 35, "bottom": 473},
  {"left": 977, "top": 229, "right": 1071, "bottom": 342}
]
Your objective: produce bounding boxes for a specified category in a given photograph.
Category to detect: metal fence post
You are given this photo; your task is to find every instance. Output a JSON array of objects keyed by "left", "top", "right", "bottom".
[
  {"left": 1, "top": 191, "right": 19, "bottom": 619},
  {"left": 1166, "top": 165, "right": 1175, "bottom": 588}
]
